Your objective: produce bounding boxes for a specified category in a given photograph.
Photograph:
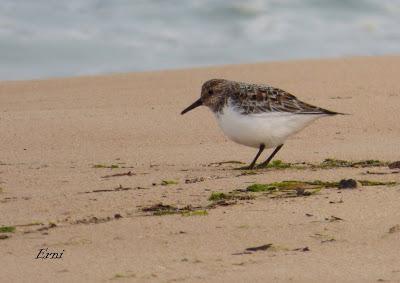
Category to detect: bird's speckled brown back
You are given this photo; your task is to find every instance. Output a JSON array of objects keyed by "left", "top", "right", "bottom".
[{"left": 200, "top": 79, "right": 339, "bottom": 115}]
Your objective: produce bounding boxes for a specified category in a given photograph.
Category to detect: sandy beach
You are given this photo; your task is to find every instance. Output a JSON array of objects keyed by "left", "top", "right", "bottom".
[{"left": 1, "top": 56, "right": 400, "bottom": 282}]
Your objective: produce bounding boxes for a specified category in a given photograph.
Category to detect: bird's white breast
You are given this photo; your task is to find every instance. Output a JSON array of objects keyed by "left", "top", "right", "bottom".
[{"left": 215, "top": 104, "right": 324, "bottom": 149}]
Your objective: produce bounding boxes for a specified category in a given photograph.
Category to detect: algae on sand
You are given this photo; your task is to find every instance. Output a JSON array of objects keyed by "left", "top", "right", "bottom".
[
  {"left": 246, "top": 180, "right": 334, "bottom": 192},
  {"left": 141, "top": 203, "right": 207, "bottom": 216},
  {"left": 245, "top": 179, "right": 397, "bottom": 193},
  {"left": 237, "top": 158, "right": 389, "bottom": 171},
  {"left": 238, "top": 160, "right": 295, "bottom": 170},
  {"left": 111, "top": 273, "right": 136, "bottom": 280},
  {"left": 208, "top": 192, "right": 229, "bottom": 201},
  {"left": 265, "top": 160, "right": 293, "bottom": 169},
  {"left": 208, "top": 191, "right": 254, "bottom": 202},
  {"left": 246, "top": 183, "right": 278, "bottom": 192},
  {"left": 243, "top": 179, "right": 397, "bottom": 199},
  {"left": 358, "top": 180, "right": 397, "bottom": 186},
  {"left": 141, "top": 203, "right": 179, "bottom": 216},
  {"left": 161, "top": 180, "right": 179, "bottom": 186},
  {"left": 0, "top": 226, "right": 16, "bottom": 233},
  {"left": 92, "top": 164, "right": 119, "bottom": 169},
  {"left": 316, "top": 159, "right": 388, "bottom": 169}
]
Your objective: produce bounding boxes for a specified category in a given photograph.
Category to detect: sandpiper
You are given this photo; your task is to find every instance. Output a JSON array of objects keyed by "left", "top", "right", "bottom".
[{"left": 181, "top": 79, "right": 343, "bottom": 169}]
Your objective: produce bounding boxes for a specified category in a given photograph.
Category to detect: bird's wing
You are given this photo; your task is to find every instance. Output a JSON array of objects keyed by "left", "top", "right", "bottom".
[{"left": 230, "top": 84, "right": 338, "bottom": 115}]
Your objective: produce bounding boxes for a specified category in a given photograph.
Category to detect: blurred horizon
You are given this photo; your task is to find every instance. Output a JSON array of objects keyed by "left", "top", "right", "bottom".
[{"left": 1, "top": 0, "right": 400, "bottom": 81}]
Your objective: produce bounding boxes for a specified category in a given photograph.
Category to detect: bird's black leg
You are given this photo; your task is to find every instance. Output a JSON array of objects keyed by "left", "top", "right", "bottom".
[
  {"left": 247, "top": 144, "right": 265, "bottom": 170},
  {"left": 257, "top": 144, "right": 284, "bottom": 169}
]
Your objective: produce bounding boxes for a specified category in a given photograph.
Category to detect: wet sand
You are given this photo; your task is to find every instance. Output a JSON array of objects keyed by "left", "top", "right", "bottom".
[{"left": 1, "top": 56, "right": 400, "bottom": 282}]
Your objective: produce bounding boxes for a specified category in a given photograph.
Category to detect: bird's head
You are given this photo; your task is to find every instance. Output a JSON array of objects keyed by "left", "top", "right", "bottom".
[{"left": 181, "top": 79, "right": 230, "bottom": 115}]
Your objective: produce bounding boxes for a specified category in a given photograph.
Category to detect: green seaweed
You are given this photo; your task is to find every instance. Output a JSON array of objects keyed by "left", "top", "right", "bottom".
[
  {"left": 242, "top": 178, "right": 399, "bottom": 200},
  {"left": 208, "top": 192, "right": 229, "bottom": 201},
  {"left": 0, "top": 226, "right": 16, "bottom": 233},
  {"left": 246, "top": 183, "right": 277, "bottom": 192},
  {"left": 358, "top": 180, "right": 397, "bottom": 186},
  {"left": 318, "top": 158, "right": 352, "bottom": 168},
  {"left": 245, "top": 179, "right": 396, "bottom": 194},
  {"left": 111, "top": 273, "right": 136, "bottom": 280},
  {"left": 142, "top": 203, "right": 207, "bottom": 216},
  {"left": 161, "top": 180, "right": 179, "bottom": 186},
  {"left": 142, "top": 204, "right": 178, "bottom": 216},
  {"left": 141, "top": 203, "right": 179, "bottom": 216},
  {"left": 246, "top": 180, "right": 329, "bottom": 192},
  {"left": 208, "top": 191, "right": 252, "bottom": 202},
  {"left": 92, "top": 164, "right": 119, "bottom": 169},
  {"left": 265, "top": 160, "right": 292, "bottom": 169},
  {"left": 316, "top": 159, "right": 388, "bottom": 169},
  {"left": 238, "top": 160, "right": 295, "bottom": 170},
  {"left": 143, "top": 178, "right": 398, "bottom": 217},
  {"left": 237, "top": 224, "right": 250, "bottom": 229},
  {"left": 238, "top": 158, "right": 389, "bottom": 171}
]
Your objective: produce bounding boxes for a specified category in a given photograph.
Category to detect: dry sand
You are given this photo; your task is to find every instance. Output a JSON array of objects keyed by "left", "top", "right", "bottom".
[{"left": 1, "top": 56, "right": 400, "bottom": 282}]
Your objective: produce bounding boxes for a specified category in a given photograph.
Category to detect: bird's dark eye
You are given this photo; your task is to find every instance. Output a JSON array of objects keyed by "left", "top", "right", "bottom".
[{"left": 208, "top": 89, "right": 213, "bottom": 95}]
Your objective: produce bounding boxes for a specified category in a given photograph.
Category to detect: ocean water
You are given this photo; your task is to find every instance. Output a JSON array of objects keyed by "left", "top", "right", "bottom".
[{"left": 0, "top": 0, "right": 399, "bottom": 81}]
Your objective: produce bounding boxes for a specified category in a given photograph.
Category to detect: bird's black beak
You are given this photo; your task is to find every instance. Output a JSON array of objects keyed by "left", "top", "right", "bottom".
[{"left": 181, "top": 98, "right": 202, "bottom": 115}]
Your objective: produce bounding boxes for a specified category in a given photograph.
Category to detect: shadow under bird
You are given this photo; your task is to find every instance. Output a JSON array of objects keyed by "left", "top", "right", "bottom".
[{"left": 181, "top": 79, "right": 344, "bottom": 169}]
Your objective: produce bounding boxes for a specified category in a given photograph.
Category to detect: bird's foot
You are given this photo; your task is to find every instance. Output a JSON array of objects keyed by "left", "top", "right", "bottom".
[
  {"left": 238, "top": 164, "right": 255, "bottom": 170},
  {"left": 254, "top": 163, "right": 269, "bottom": 169}
]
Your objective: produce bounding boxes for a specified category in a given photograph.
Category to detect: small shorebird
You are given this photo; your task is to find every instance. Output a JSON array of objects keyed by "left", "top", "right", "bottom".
[{"left": 181, "top": 79, "right": 343, "bottom": 169}]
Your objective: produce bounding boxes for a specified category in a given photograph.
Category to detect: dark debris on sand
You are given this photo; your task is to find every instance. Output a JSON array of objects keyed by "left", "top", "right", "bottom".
[
  {"left": 141, "top": 203, "right": 205, "bottom": 216},
  {"left": 338, "top": 179, "right": 358, "bottom": 189},
  {"left": 389, "top": 161, "right": 400, "bottom": 169}
]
